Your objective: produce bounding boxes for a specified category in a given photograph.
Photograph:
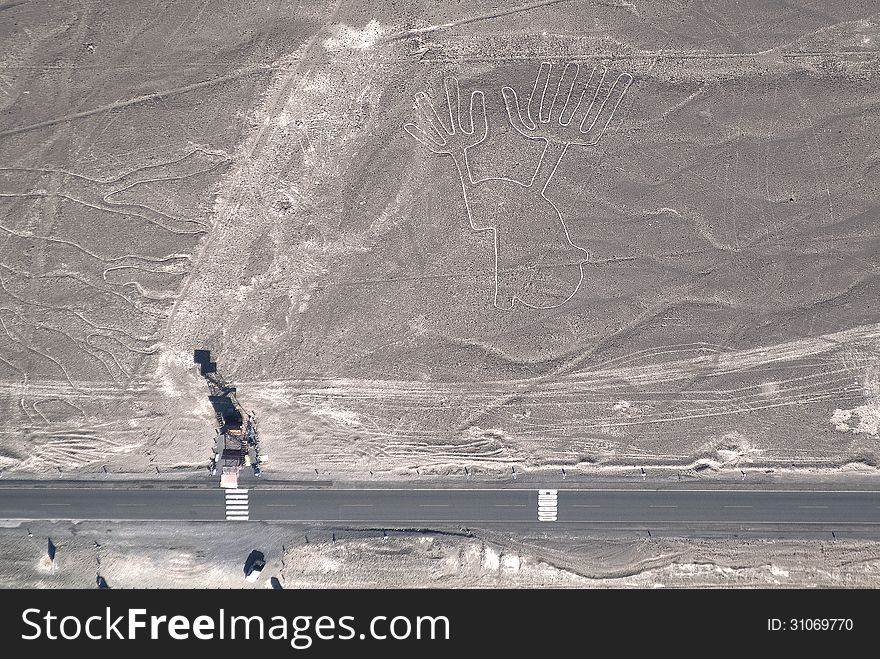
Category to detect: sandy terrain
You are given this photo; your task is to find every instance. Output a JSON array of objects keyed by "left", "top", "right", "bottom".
[
  {"left": 0, "top": 520, "right": 292, "bottom": 589},
  {"left": 2, "top": 1, "right": 878, "bottom": 592},
  {"left": 2, "top": 520, "right": 877, "bottom": 588},
  {"left": 0, "top": 1, "right": 877, "bottom": 481},
  {"left": 282, "top": 532, "right": 880, "bottom": 588}
]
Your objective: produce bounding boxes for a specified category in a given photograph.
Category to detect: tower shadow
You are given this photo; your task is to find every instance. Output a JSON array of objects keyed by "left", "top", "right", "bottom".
[
  {"left": 194, "top": 350, "right": 261, "bottom": 484},
  {"left": 194, "top": 349, "right": 240, "bottom": 426}
]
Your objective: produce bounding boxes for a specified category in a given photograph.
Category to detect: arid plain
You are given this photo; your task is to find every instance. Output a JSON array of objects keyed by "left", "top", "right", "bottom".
[{"left": 0, "top": 0, "right": 878, "bottom": 587}]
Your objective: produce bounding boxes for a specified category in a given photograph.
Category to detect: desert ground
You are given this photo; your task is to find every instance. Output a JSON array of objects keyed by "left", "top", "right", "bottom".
[
  {"left": 2, "top": 520, "right": 879, "bottom": 589},
  {"left": 0, "top": 1, "right": 878, "bottom": 588},
  {"left": 0, "top": 1, "right": 877, "bottom": 480}
]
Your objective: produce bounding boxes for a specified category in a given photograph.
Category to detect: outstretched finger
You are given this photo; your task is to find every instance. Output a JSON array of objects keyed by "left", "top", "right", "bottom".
[
  {"left": 502, "top": 86, "right": 535, "bottom": 136},
  {"left": 550, "top": 62, "right": 579, "bottom": 125},
  {"left": 414, "top": 92, "right": 451, "bottom": 141},
  {"left": 444, "top": 77, "right": 462, "bottom": 134},
  {"left": 581, "top": 72, "right": 633, "bottom": 139},
  {"left": 567, "top": 66, "right": 605, "bottom": 131},
  {"left": 528, "top": 61, "right": 552, "bottom": 124},
  {"left": 403, "top": 122, "right": 447, "bottom": 154},
  {"left": 468, "top": 90, "right": 488, "bottom": 142}
]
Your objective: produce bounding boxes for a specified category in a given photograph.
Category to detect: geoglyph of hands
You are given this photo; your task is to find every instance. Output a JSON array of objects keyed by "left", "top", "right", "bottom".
[{"left": 405, "top": 62, "right": 632, "bottom": 310}]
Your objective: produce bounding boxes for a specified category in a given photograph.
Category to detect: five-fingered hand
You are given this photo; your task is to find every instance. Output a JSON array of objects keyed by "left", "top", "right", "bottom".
[{"left": 502, "top": 62, "right": 632, "bottom": 148}]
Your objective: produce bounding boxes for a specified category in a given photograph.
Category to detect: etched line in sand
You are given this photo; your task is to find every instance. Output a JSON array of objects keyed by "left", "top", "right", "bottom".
[
  {"left": 0, "top": 147, "right": 228, "bottom": 235},
  {"left": 404, "top": 62, "right": 632, "bottom": 310}
]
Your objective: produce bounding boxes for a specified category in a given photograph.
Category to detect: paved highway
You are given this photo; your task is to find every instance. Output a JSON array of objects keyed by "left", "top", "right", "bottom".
[{"left": 1, "top": 485, "right": 880, "bottom": 532}]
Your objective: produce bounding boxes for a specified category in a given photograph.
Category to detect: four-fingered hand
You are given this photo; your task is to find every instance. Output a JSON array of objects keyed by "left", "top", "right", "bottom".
[
  {"left": 502, "top": 62, "right": 632, "bottom": 148},
  {"left": 403, "top": 78, "right": 487, "bottom": 163}
]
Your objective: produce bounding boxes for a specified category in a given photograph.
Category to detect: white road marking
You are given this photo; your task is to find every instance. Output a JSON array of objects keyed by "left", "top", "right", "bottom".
[
  {"left": 225, "top": 488, "right": 249, "bottom": 521},
  {"left": 799, "top": 505, "right": 829, "bottom": 509},
  {"left": 538, "top": 489, "right": 558, "bottom": 521},
  {"left": 649, "top": 505, "right": 678, "bottom": 509},
  {"left": 724, "top": 505, "right": 753, "bottom": 509}
]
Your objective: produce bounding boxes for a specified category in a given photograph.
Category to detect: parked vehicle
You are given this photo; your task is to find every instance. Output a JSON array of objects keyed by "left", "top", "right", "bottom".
[{"left": 245, "top": 558, "right": 265, "bottom": 582}]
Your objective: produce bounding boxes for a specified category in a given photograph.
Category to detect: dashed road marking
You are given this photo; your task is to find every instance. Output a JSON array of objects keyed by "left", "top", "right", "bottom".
[
  {"left": 225, "top": 488, "right": 249, "bottom": 521},
  {"left": 538, "top": 489, "right": 558, "bottom": 521}
]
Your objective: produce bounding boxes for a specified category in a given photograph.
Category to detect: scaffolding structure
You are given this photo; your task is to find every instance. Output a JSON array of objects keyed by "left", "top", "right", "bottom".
[{"left": 195, "top": 350, "right": 263, "bottom": 488}]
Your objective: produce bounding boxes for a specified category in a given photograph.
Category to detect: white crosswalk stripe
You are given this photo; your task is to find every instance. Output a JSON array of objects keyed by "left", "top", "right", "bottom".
[
  {"left": 537, "top": 489, "right": 558, "bottom": 522},
  {"left": 225, "top": 488, "right": 249, "bottom": 521}
]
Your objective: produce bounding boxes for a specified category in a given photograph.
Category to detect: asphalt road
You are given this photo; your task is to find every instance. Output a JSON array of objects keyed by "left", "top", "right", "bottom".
[{"left": 2, "top": 485, "right": 880, "bottom": 532}]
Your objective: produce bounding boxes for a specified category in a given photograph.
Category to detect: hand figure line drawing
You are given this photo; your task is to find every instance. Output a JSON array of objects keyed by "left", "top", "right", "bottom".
[{"left": 405, "top": 62, "right": 633, "bottom": 310}]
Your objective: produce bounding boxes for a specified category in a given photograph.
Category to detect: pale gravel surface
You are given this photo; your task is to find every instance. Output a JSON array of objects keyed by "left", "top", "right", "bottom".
[
  {"left": 1, "top": 1, "right": 878, "bottom": 481},
  {"left": 0, "top": 0, "right": 878, "bottom": 588},
  {"left": 2, "top": 521, "right": 878, "bottom": 589}
]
